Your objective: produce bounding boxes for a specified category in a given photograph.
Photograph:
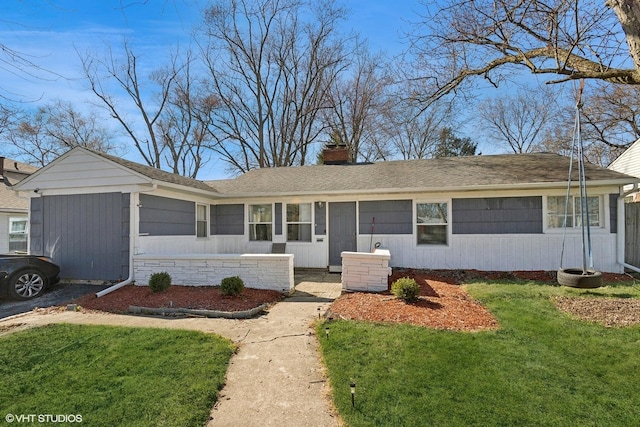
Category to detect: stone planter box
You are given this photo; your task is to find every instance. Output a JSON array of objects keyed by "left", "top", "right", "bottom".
[
  {"left": 133, "top": 253, "right": 295, "bottom": 294},
  {"left": 341, "top": 249, "right": 392, "bottom": 292}
]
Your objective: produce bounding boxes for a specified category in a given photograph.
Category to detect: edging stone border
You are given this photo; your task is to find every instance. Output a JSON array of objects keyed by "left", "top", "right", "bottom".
[{"left": 128, "top": 304, "right": 267, "bottom": 319}]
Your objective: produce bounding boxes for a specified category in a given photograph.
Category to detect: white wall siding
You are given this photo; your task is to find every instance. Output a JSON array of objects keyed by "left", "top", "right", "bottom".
[
  {"left": 609, "top": 138, "right": 640, "bottom": 178},
  {"left": 357, "top": 233, "right": 620, "bottom": 273},
  {"left": 136, "top": 235, "right": 218, "bottom": 255},
  {"left": 137, "top": 235, "right": 329, "bottom": 268},
  {"left": 0, "top": 214, "right": 9, "bottom": 253},
  {"left": 15, "top": 150, "right": 152, "bottom": 193}
]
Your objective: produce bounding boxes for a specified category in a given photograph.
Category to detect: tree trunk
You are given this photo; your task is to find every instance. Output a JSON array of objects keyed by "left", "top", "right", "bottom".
[{"left": 608, "top": 0, "right": 640, "bottom": 76}]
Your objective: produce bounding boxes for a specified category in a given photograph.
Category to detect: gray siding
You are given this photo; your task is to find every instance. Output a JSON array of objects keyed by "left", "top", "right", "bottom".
[
  {"left": 29, "top": 198, "right": 43, "bottom": 254},
  {"left": 275, "top": 203, "right": 282, "bottom": 235},
  {"left": 610, "top": 194, "right": 617, "bottom": 233},
  {"left": 139, "top": 194, "right": 195, "bottom": 236},
  {"left": 315, "top": 202, "right": 326, "bottom": 235},
  {"left": 452, "top": 197, "right": 543, "bottom": 234},
  {"left": 359, "top": 200, "right": 412, "bottom": 234},
  {"left": 30, "top": 192, "right": 129, "bottom": 281},
  {"left": 211, "top": 204, "right": 244, "bottom": 235}
]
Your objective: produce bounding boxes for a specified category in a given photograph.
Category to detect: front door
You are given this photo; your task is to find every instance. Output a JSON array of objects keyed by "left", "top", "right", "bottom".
[{"left": 328, "top": 202, "right": 356, "bottom": 272}]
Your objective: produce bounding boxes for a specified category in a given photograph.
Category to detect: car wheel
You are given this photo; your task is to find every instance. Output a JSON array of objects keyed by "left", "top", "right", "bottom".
[{"left": 8, "top": 269, "right": 47, "bottom": 300}]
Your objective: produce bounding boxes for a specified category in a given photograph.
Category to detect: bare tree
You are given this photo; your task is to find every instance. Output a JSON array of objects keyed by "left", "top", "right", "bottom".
[
  {"left": 378, "top": 80, "right": 455, "bottom": 160},
  {"left": 580, "top": 82, "right": 640, "bottom": 151},
  {"left": 80, "top": 42, "right": 210, "bottom": 177},
  {"left": 0, "top": 42, "right": 63, "bottom": 102},
  {"left": 5, "top": 100, "right": 116, "bottom": 166},
  {"left": 322, "top": 46, "right": 389, "bottom": 162},
  {"left": 476, "top": 87, "right": 559, "bottom": 153},
  {"left": 0, "top": 104, "right": 20, "bottom": 137},
  {"left": 198, "top": 0, "right": 350, "bottom": 174},
  {"left": 409, "top": 0, "right": 640, "bottom": 106},
  {"left": 155, "top": 53, "right": 217, "bottom": 178}
]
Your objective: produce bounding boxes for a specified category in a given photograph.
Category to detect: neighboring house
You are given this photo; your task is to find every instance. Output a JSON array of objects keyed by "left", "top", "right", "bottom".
[
  {"left": 0, "top": 157, "right": 38, "bottom": 253},
  {"left": 609, "top": 138, "right": 640, "bottom": 201},
  {"left": 11, "top": 147, "right": 639, "bottom": 282}
]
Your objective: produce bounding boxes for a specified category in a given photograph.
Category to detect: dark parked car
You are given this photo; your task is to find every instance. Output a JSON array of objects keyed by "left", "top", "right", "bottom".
[{"left": 0, "top": 255, "right": 60, "bottom": 300}]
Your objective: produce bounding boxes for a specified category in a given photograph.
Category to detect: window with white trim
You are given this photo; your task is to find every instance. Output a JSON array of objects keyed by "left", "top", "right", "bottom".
[
  {"left": 547, "top": 195, "right": 601, "bottom": 228},
  {"left": 196, "top": 204, "right": 208, "bottom": 237},
  {"left": 9, "top": 217, "right": 28, "bottom": 252},
  {"left": 286, "top": 203, "right": 312, "bottom": 242},
  {"left": 249, "top": 204, "right": 272, "bottom": 241},
  {"left": 416, "top": 202, "right": 448, "bottom": 245}
]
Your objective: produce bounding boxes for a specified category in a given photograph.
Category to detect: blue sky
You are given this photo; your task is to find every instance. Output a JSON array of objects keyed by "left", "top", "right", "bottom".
[
  {"left": 0, "top": 0, "right": 422, "bottom": 178},
  {"left": 1, "top": 0, "right": 418, "bottom": 102}
]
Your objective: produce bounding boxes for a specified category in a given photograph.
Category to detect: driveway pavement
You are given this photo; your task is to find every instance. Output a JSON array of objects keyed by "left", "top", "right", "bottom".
[
  {"left": 0, "top": 282, "right": 109, "bottom": 320},
  {"left": 0, "top": 270, "right": 343, "bottom": 427}
]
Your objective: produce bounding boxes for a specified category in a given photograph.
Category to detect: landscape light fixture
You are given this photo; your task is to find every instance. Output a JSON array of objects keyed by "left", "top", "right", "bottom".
[
  {"left": 325, "top": 326, "right": 329, "bottom": 340},
  {"left": 318, "top": 307, "right": 321, "bottom": 319},
  {"left": 350, "top": 381, "right": 356, "bottom": 407}
]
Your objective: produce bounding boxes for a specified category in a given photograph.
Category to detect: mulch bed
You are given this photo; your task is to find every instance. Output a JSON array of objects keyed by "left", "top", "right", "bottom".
[
  {"left": 72, "top": 285, "right": 283, "bottom": 314},
  {"left": 69, "top": 269, "right": 639, "bottom": 330}
]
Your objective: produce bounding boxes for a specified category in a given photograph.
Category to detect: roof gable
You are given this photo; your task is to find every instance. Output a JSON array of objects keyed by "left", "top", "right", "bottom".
[
  {"left": 609, "top": 138, "right": 640, "bottom": 178},
  {"left": 14, "top": 147, "right": 217, "bottom": 194}
]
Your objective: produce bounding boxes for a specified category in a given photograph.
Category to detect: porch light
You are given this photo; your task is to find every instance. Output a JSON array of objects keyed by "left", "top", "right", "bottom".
[{"left": 350, "top": 381, "right": 356, "bottom": 407}]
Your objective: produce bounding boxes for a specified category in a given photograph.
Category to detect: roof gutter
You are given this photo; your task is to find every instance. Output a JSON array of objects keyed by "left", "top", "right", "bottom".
[
  {"left": 211, "top": 179, "right": 638, "bottom": 199},
  {"left": 617, "top": 184, "right": 640, "bottom": 274}
]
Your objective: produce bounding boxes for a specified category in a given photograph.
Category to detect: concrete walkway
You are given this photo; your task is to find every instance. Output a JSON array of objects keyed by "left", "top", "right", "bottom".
[{"left": 0, "top": 270, "right": 343, "bottom": 427}]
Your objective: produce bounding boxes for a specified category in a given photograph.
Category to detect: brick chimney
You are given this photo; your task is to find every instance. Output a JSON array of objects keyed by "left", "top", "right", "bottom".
[{"left": 322, "top": 144, "right": 350, "bottom": 165}]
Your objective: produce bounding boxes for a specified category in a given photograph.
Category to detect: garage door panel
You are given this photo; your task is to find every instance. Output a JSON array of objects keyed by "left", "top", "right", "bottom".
[{"left": 32, "top": 193, "right": 129, "bottom": 281}]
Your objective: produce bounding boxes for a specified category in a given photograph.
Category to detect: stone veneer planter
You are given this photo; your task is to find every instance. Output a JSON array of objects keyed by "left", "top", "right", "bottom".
[
  {"left": 341, "top": 249, "right": 392, "bottom": 292},
  {"left": 133, "top": 253, "right": 295, "bottom": 294}
]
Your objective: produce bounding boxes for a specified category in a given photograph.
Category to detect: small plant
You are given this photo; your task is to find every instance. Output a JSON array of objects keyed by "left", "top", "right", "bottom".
[
  {"left": 220, "top": 276, "right": 245, "bottom": 296},
  {"left": 148, "top": 271, "right": 172, "bottom": 293},
  {"left": 391, "top": 277, "right": 420, "bottom": 303}
]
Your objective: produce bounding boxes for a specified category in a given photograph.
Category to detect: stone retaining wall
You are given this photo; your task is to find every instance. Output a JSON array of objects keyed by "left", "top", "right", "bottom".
[
  {"left": 341, "top": 249, "right": 392, "bottom": 292},
  {"left": 133, "top": 253, "right": 295, "bottom": 294}
]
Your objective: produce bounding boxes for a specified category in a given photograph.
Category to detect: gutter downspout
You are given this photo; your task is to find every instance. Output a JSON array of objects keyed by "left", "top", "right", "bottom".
[
  {"left": 617, "top": 184, "right": 640, "bottom": 274},
  {"left": 96, "top": 190, "right": 147, "bottom": 297}
]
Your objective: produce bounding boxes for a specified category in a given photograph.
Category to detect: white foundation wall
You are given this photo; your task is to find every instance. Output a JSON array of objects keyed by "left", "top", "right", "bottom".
[
  {"left": 342, "top": 249, "right": 392, "bottom": 292},
  {"left": 136, "top": 235, "right": 329, "bottom": 268},
  {"left": 358, "top": 232, "right": 621, "bottom": 273},
  {"left": 133, "top": 253, "right": 295, "bottom": 293}
]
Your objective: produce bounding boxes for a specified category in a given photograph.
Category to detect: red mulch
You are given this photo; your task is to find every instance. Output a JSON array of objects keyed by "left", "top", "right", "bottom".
[
  {"left": 71, "top": 269, "right": 637, "bottom": 330},
  {"left": 72, "top": 285, "right": 283, "bottom": 314},
  {"left": 327, "top": 269, "right": 636, "bottom": 331},
  {"left": 328, "top": 269, "right": 501, "bottom": 332}
]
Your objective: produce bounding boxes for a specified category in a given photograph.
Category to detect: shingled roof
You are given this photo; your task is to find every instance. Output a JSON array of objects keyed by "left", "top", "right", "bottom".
[
  {"left": 210, "top": 153, "right": 637, "bottom": 197},
  {"left": 90, "top": 149, "right": 216, "bottom": 193},
  {"left": 0, "top": 157, "right": 37, "bottom": 212}
]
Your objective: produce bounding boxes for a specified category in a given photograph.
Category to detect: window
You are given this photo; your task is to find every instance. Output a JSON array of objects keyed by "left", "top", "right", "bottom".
[
  {"left": 547, "top": 196, "right": 600, "bottom": 228},
  {"left": 249, "top": 204, "right": 272, "bottom": 241},
  {"left": 287, "top": 203, "right": 312, "bottom": 242},
  {"left": 196, "top": 204, "right": 208, "bottom": 237},
  {"left": 416, "top": 202, "right": 448, "bottom": 245},
  {"left": 9, "top": 217, "right": 28, "bottom": 253}
]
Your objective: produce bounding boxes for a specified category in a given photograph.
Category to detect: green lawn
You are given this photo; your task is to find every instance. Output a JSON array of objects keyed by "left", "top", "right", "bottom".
[
  {"left": 318, "top": 280, "right": 640, "bottom": 427},
  {"left": 0, "top": 324, "right": 235, "bottom": 427}
]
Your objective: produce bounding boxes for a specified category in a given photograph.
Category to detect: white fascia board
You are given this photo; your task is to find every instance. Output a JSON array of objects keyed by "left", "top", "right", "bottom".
[{"left": 211, "top": 179, "right": 638, "bottom": 199}]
